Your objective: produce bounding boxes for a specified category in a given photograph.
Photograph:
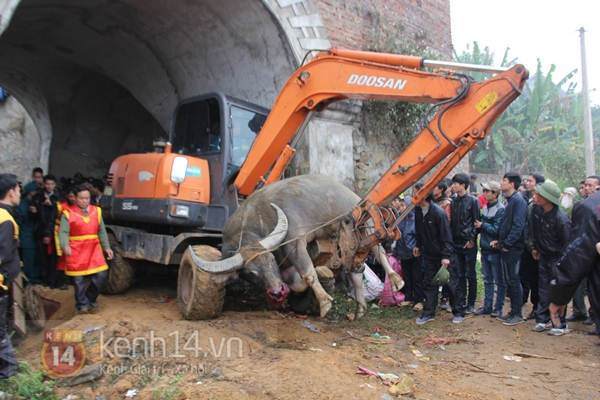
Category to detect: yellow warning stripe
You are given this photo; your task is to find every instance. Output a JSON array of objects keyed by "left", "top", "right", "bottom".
[
  {"left": 68, "top": 234, "right": 99, "bottom": 241},
  {"left": 64, "top": 264, "right": 108, "bottom": 276}
]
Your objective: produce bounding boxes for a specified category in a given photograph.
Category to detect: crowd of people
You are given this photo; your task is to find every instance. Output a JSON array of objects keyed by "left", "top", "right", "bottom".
[
  {"left": 0, "top": 168, "right": 113, "bottom": 379},
  {"left": 387, "top": 172, "right": 600, "bottom": 337}
]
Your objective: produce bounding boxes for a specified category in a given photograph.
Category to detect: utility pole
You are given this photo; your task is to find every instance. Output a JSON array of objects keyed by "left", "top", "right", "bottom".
[{"left": 580, "top": 27, "right": 595, "bottom": 176}]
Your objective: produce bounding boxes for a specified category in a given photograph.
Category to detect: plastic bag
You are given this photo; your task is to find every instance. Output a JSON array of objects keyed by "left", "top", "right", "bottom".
[
  {"left": 379, "top": 255, "right": 405, "bottom": 306},
  {"left": 348, "top": 264, "right": 383, "bottom": 302}
]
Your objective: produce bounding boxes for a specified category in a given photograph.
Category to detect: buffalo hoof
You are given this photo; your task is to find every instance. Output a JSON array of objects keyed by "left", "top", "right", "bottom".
[
  {"left": 319, "top": 301, "right": 332, "bottom": 318},
  {"left": 389, "top": 272, "right": 405, "bottom": 292},
  {"left": 355, "top": 304, "right": 367, "bottom": 320}
]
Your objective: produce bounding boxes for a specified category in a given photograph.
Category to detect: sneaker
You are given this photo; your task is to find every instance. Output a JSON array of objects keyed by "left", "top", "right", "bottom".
[
  {"left": 473, "top": 307, "right": 492, "bottom": 316},
  {"left": 588, "top": 329, "right": 600, "bottom": 336},
  {"left": 59, "top": 284, "right": 68, "bottom": 290},
  {"left": 496, "top": 314, "right": 512, "bottom": 322},
  {"left": 413, "top": 302, "right": 424, "bottom": 311},
  {"left": 78, "top": 308, "right": 89, "bottom": 315},
  {"left": 583, "top": 317, "right": 595, "bottom": 325},
  {"left": 416, "top": 315, "right": 435, "bottom": 325},
  {"left": 491, "top": 310, "right": 502, "bottom": 318},
  {"left": 526, "top": 310, "right": 537, "bottom": 321},
  {"left": 400, "top": 301, "right": 414, "bottom": 307},
  {"left": 548, "top": 326, "right": 568, "bottom": 336},
  {"left": 465, "top": 305, "right": 475, "bottom": 314},
  {"left": 452, "top": 315, "right": 465, "bottom": 324},
  {"left": 502, "top": 316, "right": 525, "bottom": 326},
  {"left": 531, "top": 322, "right": 552, "bottom": 332},
  {"left": 89, "top": 301, "right": 99, "bottom": 308},
  {"left": 440, "top": 300, "right": 450, "bottom": 310},
  {"left": 566, "top": 314, "right": 587, "bottom": 322}
]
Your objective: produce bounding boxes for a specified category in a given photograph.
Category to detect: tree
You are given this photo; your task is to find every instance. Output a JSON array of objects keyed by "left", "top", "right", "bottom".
[{"left": 454, "top": 42, "right": 587, "bottom": 185}]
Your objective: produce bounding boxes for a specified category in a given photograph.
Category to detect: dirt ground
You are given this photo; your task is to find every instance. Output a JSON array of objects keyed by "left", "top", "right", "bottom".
[{"left": 15, "top": 274, "right": 600, "bottom": 400}]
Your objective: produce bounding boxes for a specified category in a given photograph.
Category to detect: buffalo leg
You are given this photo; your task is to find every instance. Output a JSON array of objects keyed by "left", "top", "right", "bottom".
[
  {"left": 372, "top": 245, "right": 404, "bottom": 292},
  {"left": 348, "top": 271, "right": 367, "bottom": 319},
  {"left": 284, "top": 242, "right": 333, "bottom": 317}
]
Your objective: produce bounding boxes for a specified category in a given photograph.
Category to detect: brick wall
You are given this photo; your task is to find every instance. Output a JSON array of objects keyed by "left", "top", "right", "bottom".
[{"left": 314, "top": 0, "right": 451, "bottom": 59}]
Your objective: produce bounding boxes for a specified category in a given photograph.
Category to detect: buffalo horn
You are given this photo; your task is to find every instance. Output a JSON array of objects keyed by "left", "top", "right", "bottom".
[
  {"left": 257, "top": 203, "right": 289, "bottom": 250},
  {"left": 188, "top": 245, "right": 244, "bottom": 274}
]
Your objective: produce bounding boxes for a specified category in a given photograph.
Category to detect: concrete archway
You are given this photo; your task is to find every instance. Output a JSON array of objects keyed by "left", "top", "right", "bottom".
[{"left": 0, "top": 0, "right": 299, "bottom": 178}]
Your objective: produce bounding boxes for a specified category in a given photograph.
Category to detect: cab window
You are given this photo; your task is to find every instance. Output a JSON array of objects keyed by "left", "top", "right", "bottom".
[
  {"left": 172, "top": 98, "right": 221, "bottom": 155},
  {"left": 229, "top": 107, "right": 266, "bottom": 168}
]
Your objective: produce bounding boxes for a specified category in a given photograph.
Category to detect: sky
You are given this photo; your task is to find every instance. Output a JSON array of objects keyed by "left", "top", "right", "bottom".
[{"left": 450, "top": 0, "right": 598, "bottom": 104}]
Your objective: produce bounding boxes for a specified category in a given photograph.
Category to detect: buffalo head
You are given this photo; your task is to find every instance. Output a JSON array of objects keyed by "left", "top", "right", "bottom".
[{"left": 189, "top": 203, "right": 290, "bottom": 308}]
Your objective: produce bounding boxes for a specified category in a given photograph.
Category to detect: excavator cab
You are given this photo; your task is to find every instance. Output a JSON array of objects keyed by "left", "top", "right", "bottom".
[
  {"left": 170, "top": 92, "right": 268, "bottom": 209},
  {"left": 103, "top": 92, "right": 269, "bottom": 234}
]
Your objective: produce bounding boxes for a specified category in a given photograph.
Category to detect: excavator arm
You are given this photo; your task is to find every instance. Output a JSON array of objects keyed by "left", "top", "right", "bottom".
[{"left": 234, "top": 48, "right": 528, "bottom": 269}]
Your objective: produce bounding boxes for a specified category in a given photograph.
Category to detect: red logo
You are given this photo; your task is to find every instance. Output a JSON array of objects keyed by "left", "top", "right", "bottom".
[{"left": 41, "top": 329, "right": 86, "bottom": 377}]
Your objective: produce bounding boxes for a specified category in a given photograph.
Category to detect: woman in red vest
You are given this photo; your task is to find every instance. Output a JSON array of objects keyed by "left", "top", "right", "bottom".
[{"left": 59, "top": 185, "right": 113, "bottom": 313}]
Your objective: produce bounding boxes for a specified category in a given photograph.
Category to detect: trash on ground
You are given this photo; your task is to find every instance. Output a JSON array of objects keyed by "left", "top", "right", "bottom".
[
  {"left": 309, "top": 347, "right": 322, "bottom": 351},
  {"left": 412, "top": 350, "right": 424, "bottom": 357},
  {"left": 359, "top": 383, "right": 375, "bottom": 389},
  {"left": 503, "top": 355, "right": 522, "bottom": 362},
  {"left": 356, "top": 366, "right": 398, "bottom": 384},
  {"left": 373, "top": 332, "right": 391, "bottom": 339},
  {"left": 406, "top": 364, "right": 419, "bottom": 369},
  {"left": 381, "top": 393, "right": 395, "bottom": 400},
  {"left": 83, "top": 325, "right": 105, "bottom": 334},
  {"left": 155, "top": 299, "right": 172, "bottom": 303},
  {"left": 418, "top": 356, "right": 431, "bottom": 362},
  {"left": 301, "top": 320, "right": 322, "bottom": 333},
  {"left": 125, "top": 389, "right": 138, "bottom": 398},
  {"left": 332, "top": 342, "right": 337, "bottom": 347},
  {"left": 389, "top": 374, "right": 415, "bottom": 395}
]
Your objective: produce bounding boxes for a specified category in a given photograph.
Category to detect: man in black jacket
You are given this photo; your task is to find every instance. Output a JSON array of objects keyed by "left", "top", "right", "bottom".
[
  {"left": 492, "top": 172, "right": 527, "bottom": 326},
  {"left": 550, "top": 190, "right": 600, "bottom": 336},
  {"left": 0, "top": 174, "right": 21, "bottom": 379},
  {"left": 450, "top": 173, "right": 480, "bottom": 313},
  {"left": 530, "top": 182, "right": 570, "bottom": 335},
  {"left": 413, "top": 193, "right": 462, "bottom": 324},
  {"left": 31, "top": 174, "right": 60, "bottom": 288}
]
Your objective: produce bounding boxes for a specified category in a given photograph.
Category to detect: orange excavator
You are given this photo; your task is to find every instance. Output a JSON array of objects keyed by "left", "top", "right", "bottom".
[{"left": 101, "top": 49, "right": 527, "bottom": 310}]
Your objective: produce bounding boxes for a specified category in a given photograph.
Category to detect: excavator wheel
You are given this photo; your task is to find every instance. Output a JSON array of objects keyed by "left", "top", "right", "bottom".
[
  {"left": 24, "top": 285, "right": 46, "bottom": 330},
  {"left": 178, "top": 245, "right": 226, "bottom": 320},
  {"left": 102, "top": 233, "right": 136, "bottom": 294}
]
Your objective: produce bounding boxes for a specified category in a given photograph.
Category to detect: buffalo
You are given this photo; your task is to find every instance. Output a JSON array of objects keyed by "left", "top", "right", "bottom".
[{"left": 190, "top": 174, "right": 403, "bottom": 319}]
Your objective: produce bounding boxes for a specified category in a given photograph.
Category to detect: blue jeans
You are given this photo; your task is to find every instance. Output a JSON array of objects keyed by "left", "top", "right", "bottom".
[
  {"left": 452, "top": 244, "right": 478, "bottom": 307},
  {"left": 501, "top": 247, "right": 524, "bottom": 317},
  {"left": 481, "top": 252, "right": 505, "bottom": 312}
]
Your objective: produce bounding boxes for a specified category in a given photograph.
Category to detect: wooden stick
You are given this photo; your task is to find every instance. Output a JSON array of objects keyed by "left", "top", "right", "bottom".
[
  {"left": 544, "top": 377, "right": 582, "bottom": 384},
  {"left": 464, "top": 368, "right": 527, "bottom": 381},
  {"left": 513, "top": 352, "right": 556, "bottom": 360}
]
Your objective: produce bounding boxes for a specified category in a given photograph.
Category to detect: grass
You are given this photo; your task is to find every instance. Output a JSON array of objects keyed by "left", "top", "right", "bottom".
[
  {"left": 152, "top": 387, "right": 181, "bottom": 400},
  {"left": 0, "top": 359, "right": 58, "bottom": 400},
  {"left": 326, "top": 252, "right": 487, "bottom": 332}
]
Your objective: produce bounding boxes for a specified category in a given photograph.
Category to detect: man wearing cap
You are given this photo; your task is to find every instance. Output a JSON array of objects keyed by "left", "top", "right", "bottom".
[
  {"left": 413, "top": 193, "right": 458, "bottom": 324},
  {"left": 520, "top": 173, "right": 545, "bottom": 321},
  {"left": 531, "top": 182, "right": 571, "bottom": 335},
  {"left": 473, "top": 181, "right": 505, "bottom": 317}
]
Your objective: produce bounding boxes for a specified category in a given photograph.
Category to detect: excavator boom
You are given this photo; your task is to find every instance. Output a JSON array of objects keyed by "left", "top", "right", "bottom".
[{"left": 233, "top": 48, "right": 528, "bottom": 268}]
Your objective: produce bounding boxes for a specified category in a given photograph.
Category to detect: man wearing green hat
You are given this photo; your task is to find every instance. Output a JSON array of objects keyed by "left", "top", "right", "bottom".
[{"left": 531, "top": 182, "right": 571, "bottom": 335}]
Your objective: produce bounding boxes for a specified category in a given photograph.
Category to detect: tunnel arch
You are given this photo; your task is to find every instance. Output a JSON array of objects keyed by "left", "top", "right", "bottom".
[{"left": 0, "top": 0, "right": 302, "bottom": 178}]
